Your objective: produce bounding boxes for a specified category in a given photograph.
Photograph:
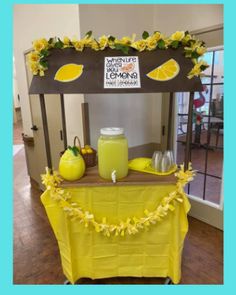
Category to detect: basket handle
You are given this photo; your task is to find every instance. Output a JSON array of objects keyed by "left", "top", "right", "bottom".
[{"left": 73, "top": 136, "right": 82, "bottom": 150}]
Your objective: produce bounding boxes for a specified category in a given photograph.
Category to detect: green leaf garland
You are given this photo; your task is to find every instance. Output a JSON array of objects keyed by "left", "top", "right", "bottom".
[{"left": 29, "top": 31, "right": 209, "bottom": 78}]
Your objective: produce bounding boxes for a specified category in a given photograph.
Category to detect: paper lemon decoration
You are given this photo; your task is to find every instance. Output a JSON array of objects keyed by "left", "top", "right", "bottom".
[
  {"left": 54, "top": 63, "right": 84, "bottom": 82},
  {"left": 146, "top": 59, "right": 180, "bottom": 81}
]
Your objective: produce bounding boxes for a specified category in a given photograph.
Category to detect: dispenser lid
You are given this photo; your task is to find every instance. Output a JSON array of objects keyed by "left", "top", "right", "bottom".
[{"left": 100, "top": 127, "right": 124, "bottom": 136}]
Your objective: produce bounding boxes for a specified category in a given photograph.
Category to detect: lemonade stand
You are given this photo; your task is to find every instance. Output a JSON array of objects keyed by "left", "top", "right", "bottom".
[{"left": 29, "top": 31, "right": 206, "bottom": 284}]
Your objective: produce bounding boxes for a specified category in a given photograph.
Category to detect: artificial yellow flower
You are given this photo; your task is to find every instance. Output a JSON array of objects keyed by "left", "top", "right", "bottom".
[
  {"left": 188, "top": 60, "right": 208, "bottom": 79},
  {"left": 184, "top": 39, "right": 207, "bottom": 57},
  {"left": 152, "top": 31, "right": 163, "bottom": 42},
  {"left": 196, "top": 46, "right": 207, "bottom": 56},
  {"left": 145, "top": 36, "right": 157, "bottom": 51},
  {"left": 39, "top": 70, "right": 45, "bottom": 77},
  {"left": 30, "top": 62, "right": 39, "bottom": 75},
  {"left": 175, "top": 163, "right": 196, "bottom": 183},
  {"left": 115, "top": 36, "right": 132, "bottom": 46},
  {"left": 131, "top": 40, "right": 146, "bottom": 51},
  {"left": 182, "top": 33, "right": 192, "bottom": 45},
  {"left": 30, "top": 62, "right": 46, "bottom": 76},
  {"left": 99, "top": 35, "right": 109, "bottom": 50},
  {"left": 63, "top": 36, "right": 70, "bottom": 44},
  {"left": 82, "top": 37, "right": 94, "bottom": 47},
  {"left": 188, "top": 64, "right": 201, "bottom": 79},
  {"left": 185, "top": 40, "right": 205, "bottom": 51},
  {"left": 170, "top": 31, "right": 185, "bottom": 41},
  {"left": 28, "top": 52, "right": 40, "bottom": 63},
  {"left": 32, "top": 38, "right": 48, "bottom": 52},
  {"left": 63, "top": 36, "right": 71, "bottom": 48},
  {"left": 91, "top": 40, "right": 100, "bottom": 51},
  {"left": 163, "top": 37, "right": 171, "bottom": 47},
  {"left": 199, "top": 60, "right": 208, "bottom": 68},
  {"left": 73, "top": 40, "right": 84, "bottom": 51}
]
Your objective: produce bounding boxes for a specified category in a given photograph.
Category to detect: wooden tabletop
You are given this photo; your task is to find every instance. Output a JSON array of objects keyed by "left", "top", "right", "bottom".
[{"left": 60, "top": 166, "right": 177, "bottom": 187}]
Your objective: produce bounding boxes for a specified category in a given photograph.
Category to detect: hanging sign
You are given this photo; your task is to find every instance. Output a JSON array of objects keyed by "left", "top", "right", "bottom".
[{"left": 104, "top": 56, "right": 141, "bottom": 88}]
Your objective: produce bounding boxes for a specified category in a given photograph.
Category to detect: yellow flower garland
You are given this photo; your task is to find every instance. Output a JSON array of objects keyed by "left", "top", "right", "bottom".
[
  {"left": 41, "top": 164, "right": 196, "bottom": 237},
  {"left": 29, "top": 31, "right": 208, "bottom": 78}
]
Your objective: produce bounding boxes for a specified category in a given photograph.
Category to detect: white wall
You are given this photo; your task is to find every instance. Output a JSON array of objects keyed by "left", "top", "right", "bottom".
[
  {"left": 79, "top": 4, "right": 223, "bottom": 148},
  {"left": 153, "top": 4, "right": 223, "bottom": 35},
  {"left": 79, "top": 4, "right": 162, "bottom": 148},
  {"left": 14, "top": 4, "right": 84, "bottom": 142},
  {"left": 13, "top": 58, "right": 20, "bottom": 109},
  {"left": 79, "top": 4, "right": 156, "bottom": 39},
  {"left": 85, "top": 94, "right": 161, "bottom": 148}
]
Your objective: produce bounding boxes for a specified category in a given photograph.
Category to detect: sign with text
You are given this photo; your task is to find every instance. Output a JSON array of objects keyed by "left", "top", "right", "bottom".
[{"left": 104, "top": 56, "right": 141, "bottom": 88}]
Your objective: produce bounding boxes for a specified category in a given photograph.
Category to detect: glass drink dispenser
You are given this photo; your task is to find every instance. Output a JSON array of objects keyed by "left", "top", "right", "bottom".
[{"left": 98, "top": 127, "right": 128, "bottom": 180}]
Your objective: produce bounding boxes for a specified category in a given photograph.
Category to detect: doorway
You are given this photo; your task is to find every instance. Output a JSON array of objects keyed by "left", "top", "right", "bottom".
[
  {"left": 175, "top": 46, "right": 224, "bottom": 229},
  {"left": 177, "top": 47, "right": 223, "bottom": 204}
]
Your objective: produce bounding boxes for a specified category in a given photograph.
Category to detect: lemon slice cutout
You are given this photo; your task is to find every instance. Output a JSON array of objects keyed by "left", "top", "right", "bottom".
[
  {"left": 146, "top": 59, "right": 180, "bottom": 81},
  {"left": 54, "top": 63, "right": 84, "bottom": 82}
]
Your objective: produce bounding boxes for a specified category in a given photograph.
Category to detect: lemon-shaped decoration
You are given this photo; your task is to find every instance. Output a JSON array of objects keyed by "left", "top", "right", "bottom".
[
  {"left": 54, "top": 63, "right": 84, "bottom": 82},
  {"left": 59, "top": 147, "right": 85, "bottom": 181},
  {"left": 146, "top": 59, "right": 180, "bottom": 81}
]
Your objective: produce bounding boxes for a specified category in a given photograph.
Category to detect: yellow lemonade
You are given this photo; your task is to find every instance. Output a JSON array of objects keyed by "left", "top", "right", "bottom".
[{"left": 98, "top": 128, "right": 128, "bottom": 180}]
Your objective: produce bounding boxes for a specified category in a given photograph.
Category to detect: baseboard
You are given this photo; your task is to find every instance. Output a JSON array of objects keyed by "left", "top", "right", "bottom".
[
  {"left": 188, "top": 195, "right": 223, "bottom": 230},
  {"left": 30, "top": 177, "right": 40, "bottom": 189}
]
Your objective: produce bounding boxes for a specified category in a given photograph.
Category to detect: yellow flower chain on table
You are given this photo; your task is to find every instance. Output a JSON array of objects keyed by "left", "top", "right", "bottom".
[
  {"left": 28, "top": 30, "right": 208, "bottom": 78},
  {"left": 41, "top": 164, "right": 196, "bottom": 238}
]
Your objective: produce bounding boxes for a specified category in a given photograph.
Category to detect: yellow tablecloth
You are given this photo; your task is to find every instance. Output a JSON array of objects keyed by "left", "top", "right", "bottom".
[{"left": 41, "top": 184, "right": 190, "bottom": 284}]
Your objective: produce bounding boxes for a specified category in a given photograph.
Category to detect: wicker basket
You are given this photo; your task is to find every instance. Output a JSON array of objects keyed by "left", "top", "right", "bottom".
[{"left": 74, "top": 136, "right": 97, "bottom": 168}]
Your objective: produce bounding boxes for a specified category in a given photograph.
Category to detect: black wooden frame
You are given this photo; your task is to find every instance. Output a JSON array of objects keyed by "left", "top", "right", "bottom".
[{"left": 29, "top": 48, "right": 201, "bottom": 172}]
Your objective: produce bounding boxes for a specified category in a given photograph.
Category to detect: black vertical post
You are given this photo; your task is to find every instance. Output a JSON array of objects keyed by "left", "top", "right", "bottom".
[
  {"left": 202, "top": 51, "right": 216, "bottom": 200},
  {"left": 39, "top": 94, "right": 52, "bottom": 170},
  {"left": 81, "top": 102, "right": 91, "bottom": 145},
  {"left": 60, "top": 94, "right": 67, "bottom": 149},
  {"left": 184, "top": 91, "right": 194, "bottom": 171},
  {"left": 167, "top": 92, "right": 174, "bottom": 150}
]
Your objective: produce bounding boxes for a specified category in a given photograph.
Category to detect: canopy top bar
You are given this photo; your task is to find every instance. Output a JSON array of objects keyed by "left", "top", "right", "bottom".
[{"left": 29, "top": 47, "right": 203, "bottom": 94}]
